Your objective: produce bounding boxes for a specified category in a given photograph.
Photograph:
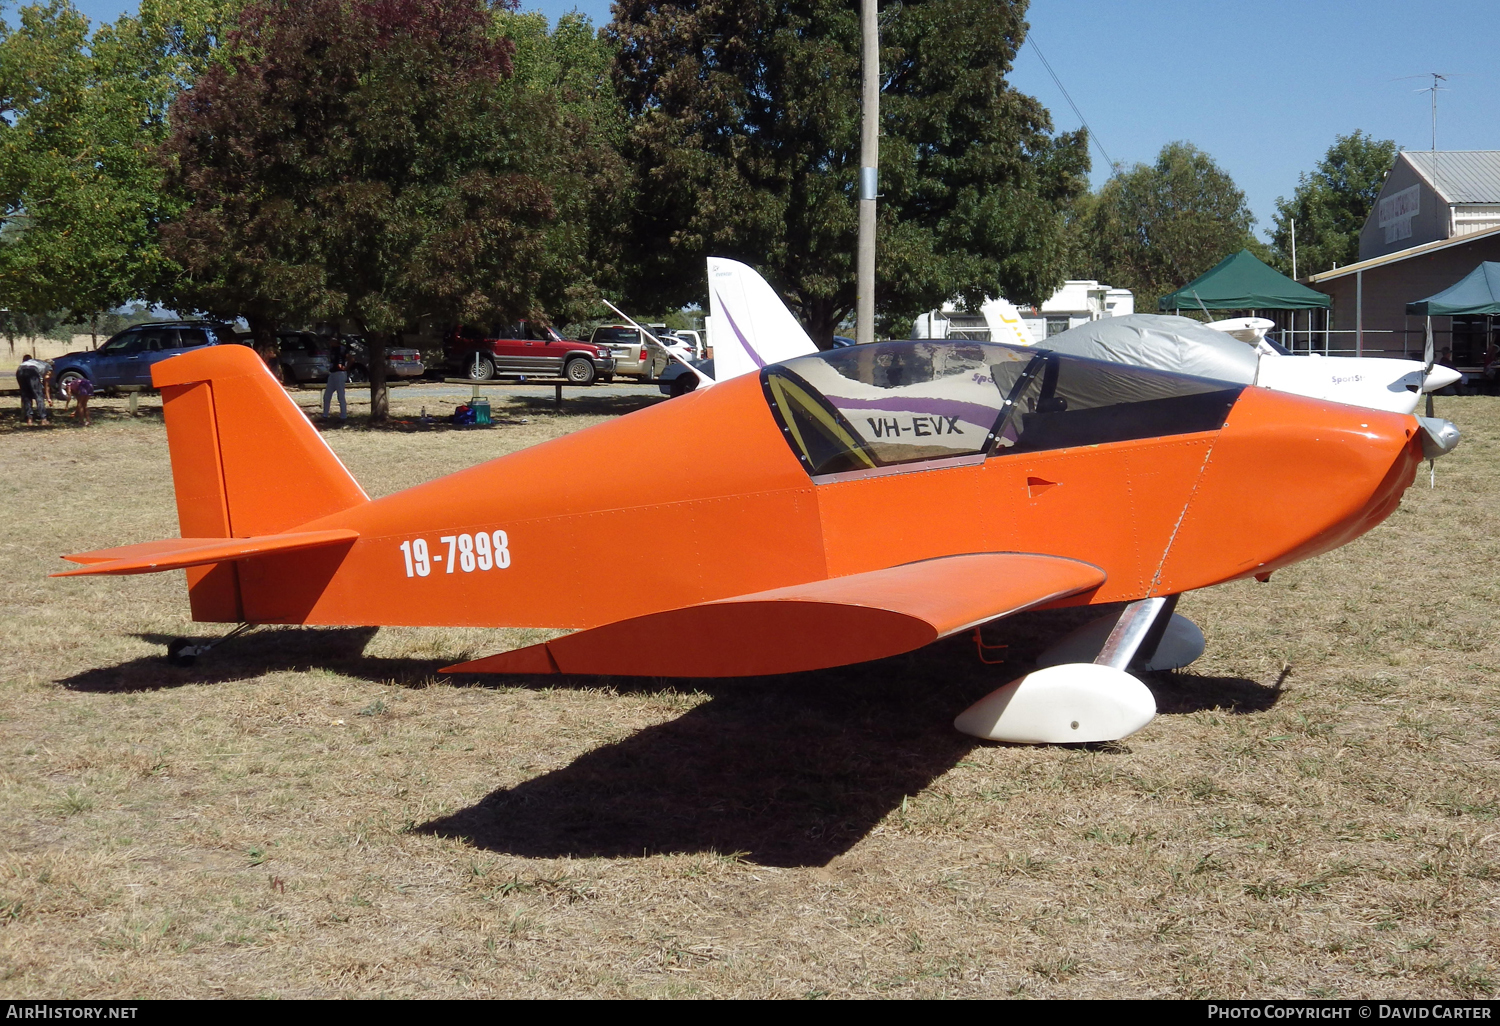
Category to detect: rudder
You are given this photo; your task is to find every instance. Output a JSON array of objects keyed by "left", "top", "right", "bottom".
[
  {"left": 706, "top": 257, "right": 819, "bottom": 381},
  {"left": 153, "top": 345, "right": 368, "bottom": 621}
]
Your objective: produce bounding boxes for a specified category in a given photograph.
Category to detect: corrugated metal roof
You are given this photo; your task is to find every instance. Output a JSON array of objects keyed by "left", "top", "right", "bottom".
[
  {"left": 1403, "top": 150, "right": 1500, "bottom": 204},
  {"left": 1307, "top": 222, "right": 1500, "bottom": 283}
]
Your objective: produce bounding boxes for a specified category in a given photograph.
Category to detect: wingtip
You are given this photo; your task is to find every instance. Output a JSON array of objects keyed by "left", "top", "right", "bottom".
[{"left": 50, "top": 561, "right": 125, "bottom": 577}]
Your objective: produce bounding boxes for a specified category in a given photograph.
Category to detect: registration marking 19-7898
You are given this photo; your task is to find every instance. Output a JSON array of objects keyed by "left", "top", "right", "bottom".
[{"left": 398, "top": 531, "right": 510, "bottom": 578}]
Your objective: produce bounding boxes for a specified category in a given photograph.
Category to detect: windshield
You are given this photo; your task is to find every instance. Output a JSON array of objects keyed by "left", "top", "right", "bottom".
[
  {"left": 99, "top": 332, "right": 143, "bottom": 353},
  {"left": 762, "top": 340, "right": 1243, "bottom": 479}
]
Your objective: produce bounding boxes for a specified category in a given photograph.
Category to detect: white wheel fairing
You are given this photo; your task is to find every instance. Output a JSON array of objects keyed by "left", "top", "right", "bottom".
[{"left": 954, "top": 663, "right": 1157, "bottom": 744}]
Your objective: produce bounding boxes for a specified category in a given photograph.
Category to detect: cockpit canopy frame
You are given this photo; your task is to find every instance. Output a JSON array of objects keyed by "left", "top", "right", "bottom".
[{"left": 761, "top": 340, "right": 1244, "bottom": 481}]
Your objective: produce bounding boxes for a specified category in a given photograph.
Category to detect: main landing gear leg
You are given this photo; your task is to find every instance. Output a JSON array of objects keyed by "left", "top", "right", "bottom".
[
  {"left": 955, "top": 596, "right": 1179, "bottom": 744},
  {"left": 167, "top": 623, "right": 259, "bottom": 667},
  {"left": 1032, "top": 592, "right": 1205, "bottom": 672}
]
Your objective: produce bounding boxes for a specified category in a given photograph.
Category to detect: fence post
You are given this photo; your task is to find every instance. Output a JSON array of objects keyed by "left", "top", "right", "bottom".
[{"left": 1355, "top": 269, "right": 1363, "bottom": 357}]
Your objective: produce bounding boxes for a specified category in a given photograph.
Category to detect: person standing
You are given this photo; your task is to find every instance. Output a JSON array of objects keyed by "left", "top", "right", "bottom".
[
  {"left": 15, "top": 353, "right": 50, "bottom": 426},
  {"left": 322, "top": 343, "right": 348, "bottom": 422}
]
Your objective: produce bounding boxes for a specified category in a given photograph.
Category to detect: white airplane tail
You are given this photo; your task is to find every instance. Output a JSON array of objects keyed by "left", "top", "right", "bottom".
[
  {"left": 980, "top": 298, "right": 1035, "bottom": 347},
  {"left": 706, "top": 257, "right": 819, "bottom": 381}
]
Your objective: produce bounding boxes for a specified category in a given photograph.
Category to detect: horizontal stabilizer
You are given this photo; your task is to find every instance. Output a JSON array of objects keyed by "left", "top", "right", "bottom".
[
  {"left": 54, "top": 529, "right": 360, "bottom": 577},
  {"left": 444, "top": 552, "right": 1105, "bottom": 678}
]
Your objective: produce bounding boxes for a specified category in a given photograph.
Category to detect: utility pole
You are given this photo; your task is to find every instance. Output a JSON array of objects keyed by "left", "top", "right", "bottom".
[
  {"left": 856, "top": 0, "right": 878, "bottom": 345},
  {"left": 1290, "top": 218, "right": 1297, "bottom": 279}
]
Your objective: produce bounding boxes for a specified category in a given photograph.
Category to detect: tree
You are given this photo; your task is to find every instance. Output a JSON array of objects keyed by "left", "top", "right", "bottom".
[
  {"left": 162, "top": 0, "right": 591, "bottom": 420},
  {"left": 0, "top": 308, "right": 61, "bottom": 354},
  {"left": 495, "top": 10, "right": 631, "bottom": 325},
  {"left": 0, "top": 1, "right": 238, "bottom": 330},
  {"left": 608, "top": 0, "right": 1089, "bottom": 347},
  {"left": 1076, "top": 141, "right": 1257, "bottom": 312},
  {"left": 1269, "top": 131, "right": 1396, "bottom": 277}
]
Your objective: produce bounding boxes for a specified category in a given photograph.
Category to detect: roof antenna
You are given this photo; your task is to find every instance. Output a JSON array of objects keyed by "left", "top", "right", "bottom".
[{"left": 1419, "top": 72, "right": 1448, "bottom": 152}]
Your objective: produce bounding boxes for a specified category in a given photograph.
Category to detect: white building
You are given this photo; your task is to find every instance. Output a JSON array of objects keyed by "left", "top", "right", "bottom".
[{"left": 912, "top": 280, "right": 1134, "bottom": 346}]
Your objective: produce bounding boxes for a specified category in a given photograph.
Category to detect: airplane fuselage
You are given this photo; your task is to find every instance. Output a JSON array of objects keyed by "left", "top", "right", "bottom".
[{"left": 228, "top": 364, "right": 1422, "bottom": 630}]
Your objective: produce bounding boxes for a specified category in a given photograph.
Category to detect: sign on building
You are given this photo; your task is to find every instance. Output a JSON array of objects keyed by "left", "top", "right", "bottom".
[{"left": 1378, "top": 184, "right": 1420, "bottom": 244}]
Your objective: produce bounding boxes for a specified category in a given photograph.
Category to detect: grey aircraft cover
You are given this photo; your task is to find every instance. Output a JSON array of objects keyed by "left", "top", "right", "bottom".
[{"left": 1037, "top": 314, "right": 1257, "bottom": 385}]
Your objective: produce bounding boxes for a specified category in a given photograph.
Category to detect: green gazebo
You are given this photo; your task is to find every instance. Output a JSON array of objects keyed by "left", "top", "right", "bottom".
[
  {"left": 1158, "top": 249, "right": 1331, "bottom": 314},
  {"left": 1157, "top": 249, "right": 1331, "bottom": 354}
]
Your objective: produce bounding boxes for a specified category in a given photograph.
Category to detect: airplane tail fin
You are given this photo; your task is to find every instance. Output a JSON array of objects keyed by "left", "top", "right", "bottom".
[
  {"left": 150, "top": 344, "right": 369, "bottom": 620},
  {"left": 706, "top": 257, "right": 819, "bottom": 380},
  {"left": 981, "top": 298, "right": 1037, "bottom": 347}
]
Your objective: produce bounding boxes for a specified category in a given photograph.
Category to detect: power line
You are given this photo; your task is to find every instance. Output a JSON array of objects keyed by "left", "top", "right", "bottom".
[{"left": 1027, "top": 32, "right": 1115, "bottom": 175}]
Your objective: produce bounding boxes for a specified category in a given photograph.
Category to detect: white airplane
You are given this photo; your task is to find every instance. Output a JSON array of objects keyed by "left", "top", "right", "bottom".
[
  {"left": 1038, "top": 314, "right": 1460, "bottom": 417},
  {"left": 911, "top": 296, "right": 1034, "bottom": 347},
  {"left": 1206, "top": 316, "right": 1462, "bottom": 415}
]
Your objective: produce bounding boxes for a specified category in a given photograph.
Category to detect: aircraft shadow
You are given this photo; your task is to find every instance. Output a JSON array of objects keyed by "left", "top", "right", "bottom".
[
  {"left": 1147, "top": 666, "right": 1288, "bottom": 715},
  {"left": 57, "top": 615, "right": 1284, "bottom": 866},
  {"left": 299, "top": 394, "right": 666, "bottom": 432},
  {"left": 58, "top": 627, "right": 391, "bottom": 692},
  {"left": 416, "top": 614, "right": 1286, "bottom": 867},
  {"left": 309, "top": 418, "right": 539, "bottom": 435},
  {"left": 417, "top": 644, "right": 988, "bottom": 868},
  {"left": 510, "top": 394, "right": 666, "bottom": 417}
]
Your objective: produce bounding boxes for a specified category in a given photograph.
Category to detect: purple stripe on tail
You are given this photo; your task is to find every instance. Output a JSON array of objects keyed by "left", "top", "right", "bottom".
[{"left": 715, "top": 290, "right": 768, "bottom": 368}]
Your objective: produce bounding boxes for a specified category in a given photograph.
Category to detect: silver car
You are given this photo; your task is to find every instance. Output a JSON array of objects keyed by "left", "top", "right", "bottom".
[
  {"left": 343, "top": 336, "right": 426, "bottom": 381},
  {"left": 274, "top": 332, "right": 332, "bottom": 384}
]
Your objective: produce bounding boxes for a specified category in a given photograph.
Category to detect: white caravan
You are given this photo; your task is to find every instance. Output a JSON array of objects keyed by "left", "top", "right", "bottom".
[{"left": 913, "top": 281, "right": 1134, "bottom": 346}]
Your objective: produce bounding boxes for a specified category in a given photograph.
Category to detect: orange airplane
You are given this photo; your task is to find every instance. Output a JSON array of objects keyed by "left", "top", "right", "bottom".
[{"left": 55, "top": 339, "right": 1458, "bottom": 743}]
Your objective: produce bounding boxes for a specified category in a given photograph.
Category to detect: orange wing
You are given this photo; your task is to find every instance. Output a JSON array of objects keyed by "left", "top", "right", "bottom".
[{"left": 443, "top": 552, "right": 1104, "bottom": 678}]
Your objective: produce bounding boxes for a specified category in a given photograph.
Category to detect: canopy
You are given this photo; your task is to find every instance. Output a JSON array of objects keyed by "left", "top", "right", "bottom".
[
  {"left": 1039, "top": 313, "right": 1258, "bottom": 384},
  {"left": 1405, "top": 262, "right": 1500, "bottom": 316},
  {"left": 1158, "top": 249, "right": 1331, "bottom": 312}
]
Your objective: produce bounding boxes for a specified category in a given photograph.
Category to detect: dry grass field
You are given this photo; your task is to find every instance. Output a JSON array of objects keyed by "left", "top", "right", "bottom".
[
  {"left": 0, "top": 336, "right": 106, "bottom": 375},
  {"left": 0, "top": 386, "right": 1497, "bottom": 999}
]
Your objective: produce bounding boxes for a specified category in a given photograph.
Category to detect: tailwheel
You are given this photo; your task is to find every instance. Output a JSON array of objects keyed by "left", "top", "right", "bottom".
[
  {"left": 167, "top": 638, "right": 200, "bottom": 667},
  {"left": 163, "top": 622, "right": 258, "bottom": 667}
]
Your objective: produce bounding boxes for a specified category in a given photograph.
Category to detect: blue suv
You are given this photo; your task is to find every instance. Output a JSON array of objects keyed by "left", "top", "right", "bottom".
[{"left": 51, "top": 321, "right": 235, "bottom": 394}]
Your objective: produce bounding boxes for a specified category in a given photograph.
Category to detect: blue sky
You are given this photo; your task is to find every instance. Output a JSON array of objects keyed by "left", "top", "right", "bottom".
[{"left": 54, "top": 0, "right": 1500, "bottom": 241}]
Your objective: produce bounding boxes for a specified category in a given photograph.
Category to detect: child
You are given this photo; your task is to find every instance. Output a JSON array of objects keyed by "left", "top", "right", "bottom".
[{"left": 68, "top": 375, "right": 95, "bottom": 426}]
